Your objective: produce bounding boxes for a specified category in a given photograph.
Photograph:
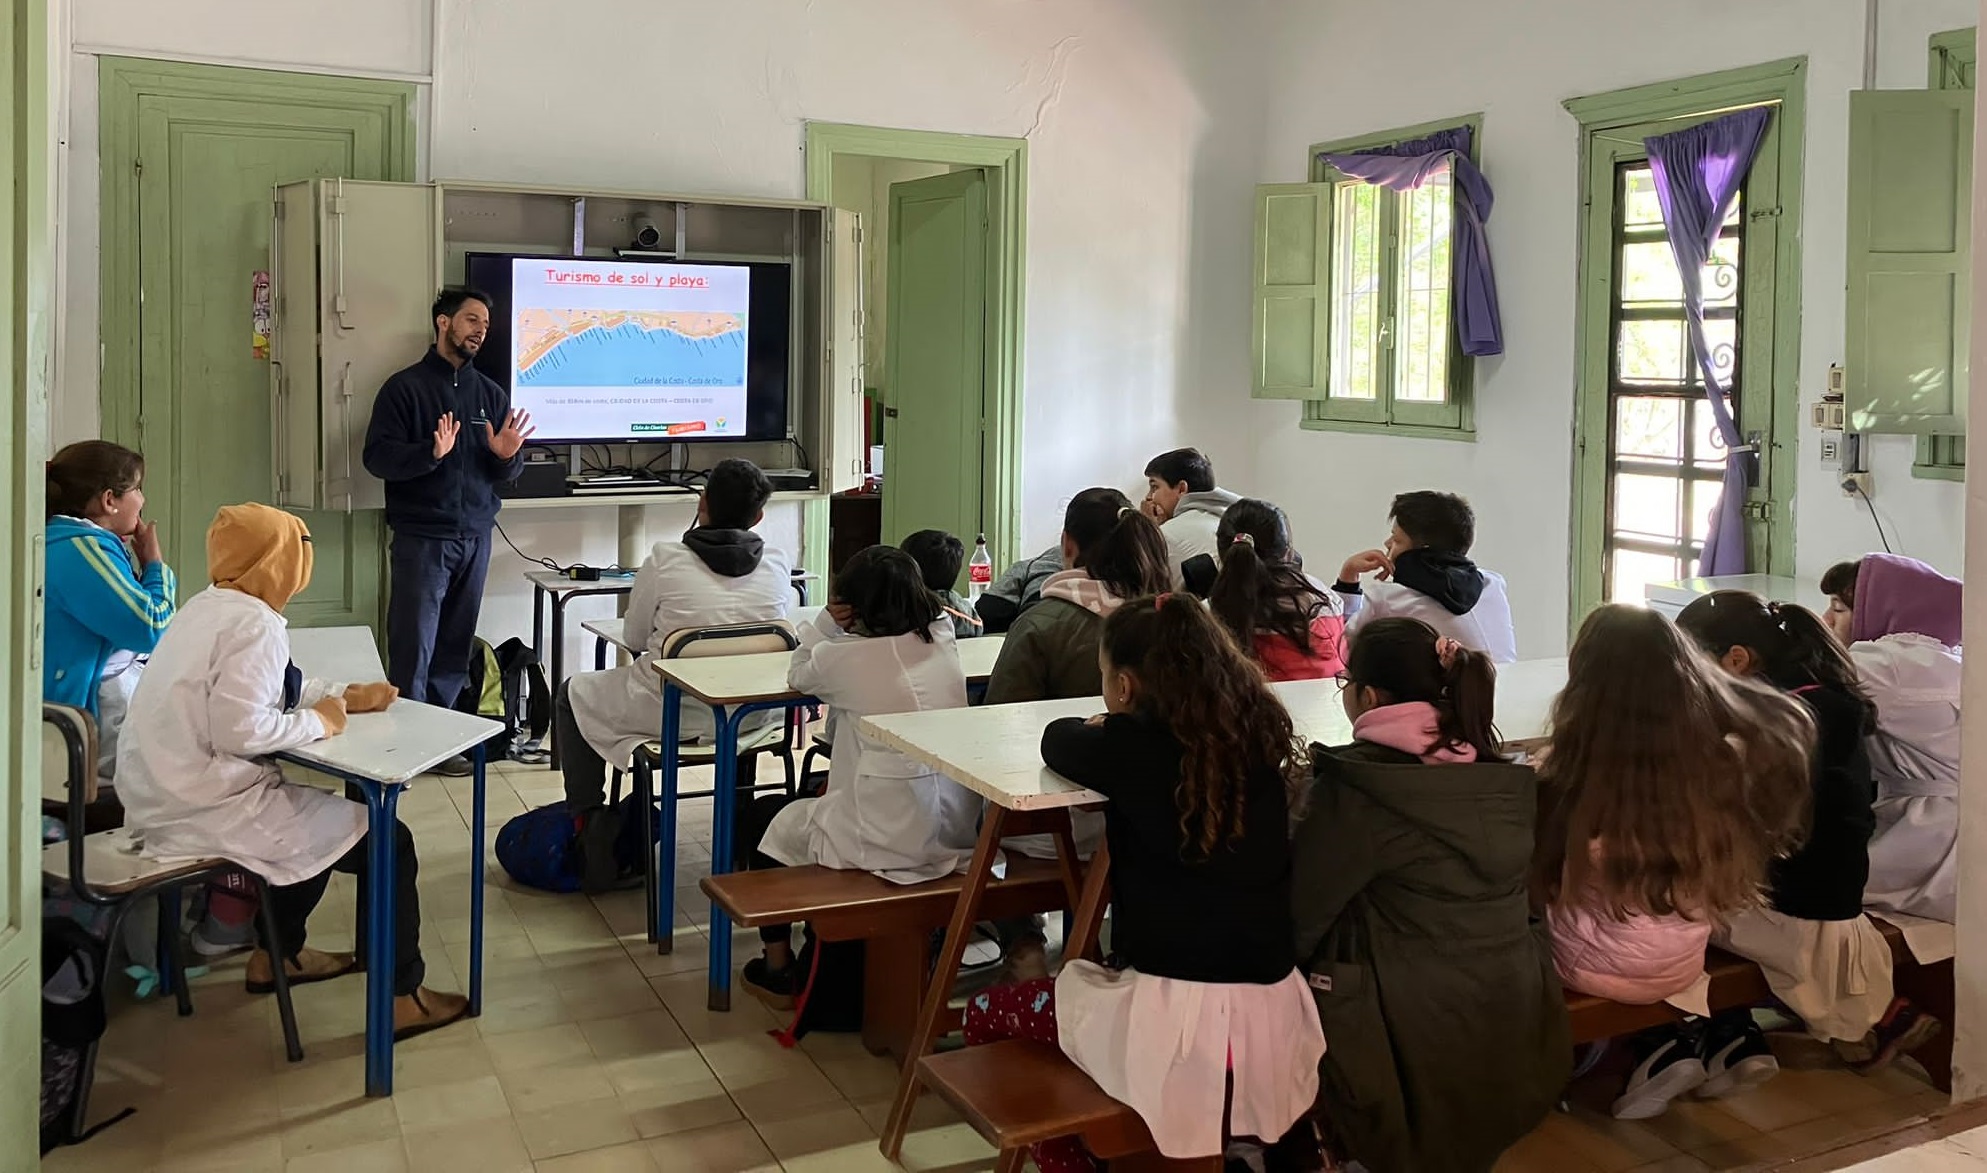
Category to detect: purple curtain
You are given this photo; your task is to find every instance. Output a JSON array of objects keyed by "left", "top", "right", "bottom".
[
  {"left": 1643, "top": 106, "right": 1771, "bottom": 577},
  {"left": 1321, "top": 126, "right": 1503, "bottom": 357}
]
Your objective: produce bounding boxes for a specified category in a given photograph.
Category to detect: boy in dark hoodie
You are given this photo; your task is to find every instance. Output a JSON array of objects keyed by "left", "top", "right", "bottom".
[
  {"left": 560, "top": 458, "right": 792, "bottom": 892},
  {"left": 1334, "top": 490, "right": 1517, "bottom": 663}
]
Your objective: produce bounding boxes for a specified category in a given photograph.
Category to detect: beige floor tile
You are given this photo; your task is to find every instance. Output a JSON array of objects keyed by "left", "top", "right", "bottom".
[
  {"left": 485, "top": 1021, "right": 596, "bottom": 1072},
  {"left": 815, "top": 1054, "right": 903, "bottom": 1102},
  {"left": 753, "top": 1102, "right": 878, "bottom": 1160},
  {"left": 394, "top": 1036, "right": 497, "bottom": 1090},
  {"left": 728, "top": 1067, "right": 851, "bottom": 1125},
  {"left": 644, "top": 1120, "right": 781, "bottom": 1173},
  {"left": 533, "top": 1139, "right": 662, "bottom": 1172},
  {"left": 500, "top": 1058, "right": 622, "bottom": 1115},
  {"left": 401, "top": 1117, "right": 536, "bottom": 1173},
  {"left": 392, "top": 1072, "right": 513, "bottom": 1133},
  {"left": 697, "top": 1031, "right": 826, "bottom": 1088},
  {"left": 1538, "top": 1107, "right": 1681, "bottom": 1172},
  {"left": 601, "top": 1044, "right": 720, "bottom": 1096},
  {"left": 513, "top": 1094, "right": 642, "bottom": 1160},
  {"left": 891, "top": 1120, "right": 997, "bottom": 1173},
  {"left": 580, "top": 1008, "right": 692, "bottom": 1061},
  {"left": 1494, "top": 1124, "right": 1607, "bottom": 1173},
  {"left": 1630, "top": 1097, "right": 1761, "bottom": 1153},
  {"left": 619, "top": 1074, "right": 744, "bottom": 1139},
  {"left": 1689, "top": 1127, "right": 1814, "bottom": 1168},
  {"left": 153, "top": 1129, "right": 288, "bottom": 1172},
  {"left": 1705, "top": 1071, "right": 1836, "bottom": 1133},
  {"left": 777, "top": 1143, "right": 919, "bottom": 1173},
  {"left": 276, "top": 1095, "right": 403, "bottom": 1160},
  {"left": 284, "top": 1135, "right": 409, "bottom": 1173},
  {"left": 1621, "top": 1157, "right": 1709, "bottom": 1173}
]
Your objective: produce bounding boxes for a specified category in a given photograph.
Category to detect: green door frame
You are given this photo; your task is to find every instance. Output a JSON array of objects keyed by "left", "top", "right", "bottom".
[
  {"left": 97, "top": 56, "right": 418, "bottom": 471},
  {"left": 803, "top": 122, "right": 1027, "bottom": 578},
  {"left": 1564, "top": 58, "right": 1807, "bottom": 627}
]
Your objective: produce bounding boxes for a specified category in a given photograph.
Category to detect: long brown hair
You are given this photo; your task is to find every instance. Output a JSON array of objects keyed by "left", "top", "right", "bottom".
[
  {"left": 1100, "top": 593, "right": 1308, "bottom": 858},
  {"left": 1534, "top": 605, "right": 1814, "bottom": 920},
  {"left": 1342, "top": 618, "right": 1504, "bottom": 762},
  {"left": 1064, "top": 487, "right": 1171, "bottom": 599},
  {"left": 1208, "top": 498, "right": 1333, "bottom": 657},
  {"left": 47, "top": 440, "right": 144, "bottom": 520},
  {"left": 1676, "top": 590, "right": 1876, "bottom": 733}
]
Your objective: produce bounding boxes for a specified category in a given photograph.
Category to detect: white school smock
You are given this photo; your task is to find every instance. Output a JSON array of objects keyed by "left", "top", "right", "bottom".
[
  {"left": 115, "top": 586, "right": 363, "bottom": 888},
  {"left": 758, "top": 612, "right": 977, "bottom": 884},
  {"left": 1855, "top": 633, "right": 1962, "bottom": 923},
  {"left": 568, "top": 539, "right": 792, "bottom": 767}
]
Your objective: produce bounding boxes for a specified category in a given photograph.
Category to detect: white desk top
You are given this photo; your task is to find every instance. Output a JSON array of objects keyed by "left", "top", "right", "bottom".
[
  {"left": 288, "top": 626, "right": 387, "bottom": 685},
  {"left": 586, "top": 607, "right": 824, "bottom": 656},
  {"left": 502, "top": 489, "right": 827, "bottom": 510},
  {"left": 654, "top": 634, "right": 1007, "bottom": 705},
  {"left": 524, "top": 568, "right": 638, "bottom": 594},
  {"left": 1645, "top": 574, "right": 1827, "bottom": 614},
  {"left": 281, "top": 699, "right": 503, "bottom": 786},
  {"left": 860, "top": 658, "right": 1569, "bottom": 812}
]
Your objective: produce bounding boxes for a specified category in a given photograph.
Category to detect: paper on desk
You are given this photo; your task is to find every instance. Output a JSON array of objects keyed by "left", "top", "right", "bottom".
[{"left": 1872, "top": 911, "right": 1957, "bottom": 965}]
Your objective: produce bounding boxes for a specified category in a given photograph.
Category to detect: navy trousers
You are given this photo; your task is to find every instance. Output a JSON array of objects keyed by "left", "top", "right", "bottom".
[{"left": 386, "top": 531, "right": 492, "bottom": 708}]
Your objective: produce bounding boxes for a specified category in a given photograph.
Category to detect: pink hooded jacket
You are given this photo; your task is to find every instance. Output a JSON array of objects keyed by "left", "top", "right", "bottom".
[{"left": 1546, "top": 845, "right": 1711, "bottom": 1005}]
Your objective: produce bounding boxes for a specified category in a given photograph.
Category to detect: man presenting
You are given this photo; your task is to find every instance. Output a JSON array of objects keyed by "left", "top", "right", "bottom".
[{"left": 363, "top": 289, "right": 534, "bottom": 774}]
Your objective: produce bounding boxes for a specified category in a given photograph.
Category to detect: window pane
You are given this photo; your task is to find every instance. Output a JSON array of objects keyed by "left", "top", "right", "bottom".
[
  {"left": 1610, "top": 548, "right": 1683, "bottom": 606},
  {"left": 1618, "top": 319, "right": 1689, "bottom": 385},
  {"left": 1612, "top": 473, "right": 1682, "bottom": 542},
  {"left": 1330, "top": 181, "right": 1382, "bottom": 401},
  {"left": 1622, "top": 167, "right": 1665, "bottom": 229},
  {"left": 1394, "top": 165, "right": 1452, "bottom": 404},
  {"left": 1703, "top": 235, "right": 1741, "bottom": 309},
  {"left": 1689, "top": 479, "right": 1720, "bottom": 543},
  {"left": 1620, "top": 241, "right": 1683, "bottom": 306},
  {"left": 1614, "top": 396, "right": 1683, "bottom": 459},
  {"left": 1691, "top": 397, "right": 1736, "bottom": 468}
]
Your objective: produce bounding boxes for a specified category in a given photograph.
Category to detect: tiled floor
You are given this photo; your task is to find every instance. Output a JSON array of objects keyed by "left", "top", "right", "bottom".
[{"left": 45, "top": 759, "right": 1952, "bottom": 1172}]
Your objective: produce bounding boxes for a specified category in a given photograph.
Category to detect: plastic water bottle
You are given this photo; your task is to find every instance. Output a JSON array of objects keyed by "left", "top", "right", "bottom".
[{"left": 968, "top": 534, "right": 993, "bottom": 601}]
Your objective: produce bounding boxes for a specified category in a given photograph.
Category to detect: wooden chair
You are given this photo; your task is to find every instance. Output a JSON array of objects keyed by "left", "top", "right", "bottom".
[
  {"left": 39, "top": 704, "right": 305, "bottom": 1139},
  {"left": 629, "top": 622, "right": 803, "bottom": 947}
]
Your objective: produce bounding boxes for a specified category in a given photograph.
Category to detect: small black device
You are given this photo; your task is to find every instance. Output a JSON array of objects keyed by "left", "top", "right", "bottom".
[
  {"left": 564, "top": 566, "right": 602, "bottom": 582},
  {"left": 498, "top": 447, "right": 571, "bottom": 499}
]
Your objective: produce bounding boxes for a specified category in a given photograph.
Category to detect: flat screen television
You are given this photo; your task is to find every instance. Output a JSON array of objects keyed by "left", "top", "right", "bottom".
[{"left": 463, "top": 252, "right": 791, "bottom": 444}]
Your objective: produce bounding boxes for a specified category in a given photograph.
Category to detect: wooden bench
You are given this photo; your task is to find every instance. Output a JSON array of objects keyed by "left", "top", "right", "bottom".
[
  {"left": 919, "top": 1039, "right": 1221, "bottom": 1173},
  {"left": 1563, "top": 917, "right": 1954, "bottom": 1092},
  {"left": 701, "top": 855, "right": 1072, "bottom": 1057}
]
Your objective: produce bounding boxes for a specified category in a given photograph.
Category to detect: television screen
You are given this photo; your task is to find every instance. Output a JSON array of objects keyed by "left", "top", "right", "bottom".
[{"left": 464, "top": 253, "right": 791, "bottom": 443}]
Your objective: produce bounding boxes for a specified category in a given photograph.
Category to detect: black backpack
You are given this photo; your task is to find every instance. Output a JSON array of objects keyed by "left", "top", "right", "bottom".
[
  {"left": 41, "top": 916, "right": 133, "bottom": 1153},
  {"left": 458, "top": 636, "right": 551, "bottom": 762}
]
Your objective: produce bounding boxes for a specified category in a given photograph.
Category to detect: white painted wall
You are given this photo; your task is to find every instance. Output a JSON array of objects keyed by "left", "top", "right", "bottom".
[
  {"left": 53, "top": 0, "right": 1271, "bottom": 671},
  {"left": 1254, "top": 0, "right": 1976, "bottom": 657}
]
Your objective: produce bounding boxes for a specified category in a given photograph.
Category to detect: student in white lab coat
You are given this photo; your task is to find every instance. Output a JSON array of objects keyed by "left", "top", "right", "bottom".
[
  {"left": 559, "top": 458, "right": 793, "bottom": 892},
  {"left": 733, "top": 545, "right": 972, "bottom": 1009},
  {"left": 115, "top": 503, "right": 470, "bottom": 1039},
  {"left": 1822, "top": 554, "right": 1964, "bottom": 923}
]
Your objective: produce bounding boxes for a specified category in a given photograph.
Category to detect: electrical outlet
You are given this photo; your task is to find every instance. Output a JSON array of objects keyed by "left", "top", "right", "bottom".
[
  {"left": 1819, "top": 432, "right": 1841, "bottom": 464},
  {"left": 1840, "top": 472, "right": 1874, "bottom": 499}
]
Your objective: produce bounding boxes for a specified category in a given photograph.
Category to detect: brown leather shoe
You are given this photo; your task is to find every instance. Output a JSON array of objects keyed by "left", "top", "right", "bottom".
[
  {"left": 244, "top": 947, "right": 359, "bottom": 995},
  {"left": 393, "top": 987, "right": 471, "bottom": 1041}
]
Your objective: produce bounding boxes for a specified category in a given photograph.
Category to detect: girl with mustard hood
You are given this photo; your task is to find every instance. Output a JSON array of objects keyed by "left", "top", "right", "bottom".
[{"left": 115, "top": 503, "right": 469, "bottom": 1039}]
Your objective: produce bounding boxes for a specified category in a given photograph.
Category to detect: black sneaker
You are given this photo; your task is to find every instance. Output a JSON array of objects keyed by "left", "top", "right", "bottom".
[
  {"left": 1697, "top": 1013, "right": 1780, "bottom": 1099},
  {"left": 1611, "top": 1028, "right": 1708, "bottom": 1119},
  {"left": 433, "top": 754, "right": 474, "bottom": 778},
  {"left": 575, "top": 806, "right": 627, "bottom": 895},
  {"left": 741, "top": 956, "right": 798, "bottom": 1011}
]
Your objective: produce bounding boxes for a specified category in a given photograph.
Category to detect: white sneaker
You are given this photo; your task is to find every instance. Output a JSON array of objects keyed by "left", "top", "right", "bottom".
[{"left": 1612, "top": 1035, "right": 1709, "bottom": 1120}]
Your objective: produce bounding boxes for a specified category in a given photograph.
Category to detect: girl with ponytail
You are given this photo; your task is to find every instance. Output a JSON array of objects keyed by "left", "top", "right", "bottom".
[
  {"left": 1290, "top": 618, "right": 1568, "bottom": 1172},
  {"left": 961, "top": 594, "right": 1322, "bottom": 1172},
  {"left": 1676, "top": 592, "right": 1932, "bottom": 1069},
  {"left": 1206, "top": 498, "right": 1346, "bottom": 682}
]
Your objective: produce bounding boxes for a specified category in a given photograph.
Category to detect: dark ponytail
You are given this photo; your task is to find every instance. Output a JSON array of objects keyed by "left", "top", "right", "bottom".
[
  {"left": 1101, "top": 592, "right": 1307, "bottom": 856},
  {"left": 1063, "top": 487, "right": 1172, "bottom": 599},
  {"left": 1207, "top": 498, "right": 1330, "bottom": 656},
  {"left": 1676, "top": 590, "right": 1875, "bottom": 729},
  {"left": 47, "top": 440, "right": 144, "bottom": 520},
  {"left": 1342, "top": 618, "right": 1504, "bottom": 762}
]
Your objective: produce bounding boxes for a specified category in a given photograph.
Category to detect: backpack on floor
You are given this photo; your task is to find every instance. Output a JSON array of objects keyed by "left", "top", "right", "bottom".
[
  {"left": 41, "top": 915, "right": 133, "bottom": 1153},
  {"left": 459, "top": 636, "right": 551, "bottom": 762},
  {"left": 495, "top": 799, "right": 647, "bottom": 894}
]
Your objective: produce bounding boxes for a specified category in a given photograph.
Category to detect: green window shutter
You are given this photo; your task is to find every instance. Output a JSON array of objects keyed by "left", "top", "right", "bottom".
[
  {"left": 1252, "top": 183, "right": 1332, "bottom": 399},
  {"left": 1845, "top": 89, "right": 1972, "bottom": 434}
]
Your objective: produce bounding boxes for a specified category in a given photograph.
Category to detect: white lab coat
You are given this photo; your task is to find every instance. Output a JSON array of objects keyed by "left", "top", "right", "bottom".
[
  {"left": 115, "top": 586, "right": 363, "bottom": 888},
  {"left": 1342, "top": 572, "right": 1519, "bottom": 664},
  {"left": 1855, "top": 633, "right": 1962, "bottom": 923},
  {"left": 568, "top": 539, "right": 792, "bottom": 767},
  {"left": 758, "top": 612, "right": 977, "bottom": 883}
]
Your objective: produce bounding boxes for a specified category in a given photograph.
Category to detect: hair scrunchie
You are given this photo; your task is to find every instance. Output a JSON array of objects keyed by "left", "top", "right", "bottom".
[
  {"left": 1434, "top": 637, "right": 1463, "bottom": 670},
  {"left": 1231, "top": 532, "right": 1256, "bottom": 547}
]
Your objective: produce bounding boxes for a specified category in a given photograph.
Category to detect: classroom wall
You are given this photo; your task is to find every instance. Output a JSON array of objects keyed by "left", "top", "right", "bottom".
[
  {"left": 1250, "top": 0, "right": 1976, "bottom": 657},
  {"left": 52, "top": 0, "right": 1271, "bottom": 668}
]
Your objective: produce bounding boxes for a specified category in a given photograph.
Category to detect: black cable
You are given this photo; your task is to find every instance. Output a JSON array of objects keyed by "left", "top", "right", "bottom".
[
  {"left": 1852, "top": 483, "right": 1894, "bottom": 555},
  {"left": 494, "top": 518, "right": 563, "bottom": 572},
  {"left": 787, "top": 435, "right": 811, "bottom": 472}
]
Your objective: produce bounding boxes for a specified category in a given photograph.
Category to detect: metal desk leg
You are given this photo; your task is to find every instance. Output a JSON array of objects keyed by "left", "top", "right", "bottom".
[
  {"left": 594, "top": 636, "right": 608, "bottom": 672},
  {"left": 706, "top": 704, "right": 740, "bottom": 1011},
  {"left": 469, "top": 744, "right": 486, "bottom": 1016},
  {"left": 532, "top": 583, "right": 547, "bottom": 677},
  {"left": 654, "top": 685, "right": 684, "bottom": 953},
  {"left": 357, "top": 778, "right": 403, "bottom": 1098},
  {"left": 549, "top": 593, "right": 569, "bottom": 769}
]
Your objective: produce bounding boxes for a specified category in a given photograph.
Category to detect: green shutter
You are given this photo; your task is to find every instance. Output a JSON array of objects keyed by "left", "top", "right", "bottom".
[
  {"left": 1845, "top": 89, "right": 1972, "bottom": 434},
  {"left": 1252, "top": 183, "right": 1332, "bottom": 399}
]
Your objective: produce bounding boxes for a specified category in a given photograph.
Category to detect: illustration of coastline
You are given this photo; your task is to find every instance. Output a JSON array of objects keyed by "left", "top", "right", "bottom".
[{"left": 516, "top": 309, "right": 747, "bottom": 388}]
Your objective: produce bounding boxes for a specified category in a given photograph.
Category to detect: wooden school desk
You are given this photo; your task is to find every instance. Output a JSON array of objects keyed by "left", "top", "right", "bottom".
[
  {"left": 284, "top": 626, "right": 504, "bottom": 1097},
  {"left": 861, "top": 658, "right": 1569, "bottom": 1156},
  {"left": 651, "top": 633, "right": 1009, "bottom": 1008}
]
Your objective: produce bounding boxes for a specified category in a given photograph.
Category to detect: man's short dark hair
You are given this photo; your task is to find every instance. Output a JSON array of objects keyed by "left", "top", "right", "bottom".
[
  {"left": 703, "top": 459, "right": 773, "bottom": 529},
  {"left": 900, "top": 530, "right": 966, "bottom": 592},
  {"left": 1143, "top": 447, "right": 1215, "bottom": 494},
  {"left": 433, "top": 288, "right": 493, "bottom": 322},
  {"left": 1390, "top": 491, "right": 1475, "bottom": 555}
]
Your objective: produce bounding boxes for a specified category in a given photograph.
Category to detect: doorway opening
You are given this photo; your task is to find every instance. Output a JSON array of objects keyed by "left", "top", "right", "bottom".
[{"left": 803, "top": 123, "right": 1026, "bottom": 585}]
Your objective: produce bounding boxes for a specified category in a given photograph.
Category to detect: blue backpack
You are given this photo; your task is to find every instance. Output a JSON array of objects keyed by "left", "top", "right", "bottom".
[{"left": 495, "top": 799, "right": 645, "bottom": 893}]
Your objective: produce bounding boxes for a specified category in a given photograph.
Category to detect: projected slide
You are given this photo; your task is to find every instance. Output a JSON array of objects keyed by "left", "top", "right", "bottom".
[{"left": 509, "top": 258, "right": 751, "bottom": 440}]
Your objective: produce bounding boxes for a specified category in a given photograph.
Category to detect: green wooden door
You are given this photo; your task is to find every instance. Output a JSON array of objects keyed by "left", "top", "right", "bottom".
[
  {"left": 880, "top": 169, "right": 988, "bottom": 554},
  {"left": 100, "top": 60, "right": 415, "bottom": 628},
  {"left": 0, "top": 4, "right": 49, "bottom": 1163}
]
